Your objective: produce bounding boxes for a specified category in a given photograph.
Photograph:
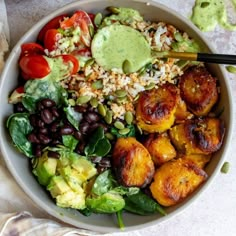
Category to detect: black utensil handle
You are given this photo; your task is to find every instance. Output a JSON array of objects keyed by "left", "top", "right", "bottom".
[{"left": 197, "top": 53, "right": 236, "bottom": 65}]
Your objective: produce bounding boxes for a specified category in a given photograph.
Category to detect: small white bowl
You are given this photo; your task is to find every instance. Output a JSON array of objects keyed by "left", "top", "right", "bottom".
[{"left": 0, "top": 0, "right": 233, "bottom": 233}]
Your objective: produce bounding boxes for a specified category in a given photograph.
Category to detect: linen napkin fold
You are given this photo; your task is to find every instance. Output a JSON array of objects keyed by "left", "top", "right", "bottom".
[{"left": 0, "top": 211, "right": 102, "bottom": 236}]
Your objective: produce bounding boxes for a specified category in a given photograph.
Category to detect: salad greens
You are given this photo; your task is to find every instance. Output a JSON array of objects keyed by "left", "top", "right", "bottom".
[
  {"left": 22, "top": 77, "right": 67, "bottom": 112},
  {"left": 7, "top": 113, "right": 33, "bottom": 157},
  {"left": 84, "top": 126, "right": 111, "bottom": 157}
]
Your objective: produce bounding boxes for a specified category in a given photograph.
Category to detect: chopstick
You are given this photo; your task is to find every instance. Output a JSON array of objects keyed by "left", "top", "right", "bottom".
[{"left": 153, "top": 51, "right": 236, "bottom": 65}]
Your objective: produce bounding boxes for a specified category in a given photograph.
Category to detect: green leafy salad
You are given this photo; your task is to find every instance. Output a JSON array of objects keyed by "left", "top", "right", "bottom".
[{"left": 7, "top": 6, "right": 225, "bottom": 228}]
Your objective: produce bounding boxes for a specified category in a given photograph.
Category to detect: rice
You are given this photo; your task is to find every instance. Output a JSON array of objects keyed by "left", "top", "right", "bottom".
[{"left": 57, "top": 19, "right": 191, "bottom": 120}]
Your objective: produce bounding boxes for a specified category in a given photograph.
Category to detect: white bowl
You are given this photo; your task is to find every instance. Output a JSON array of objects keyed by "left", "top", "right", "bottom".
[{"left": 0, "top": 0, "right": 233, "bottom": 233}]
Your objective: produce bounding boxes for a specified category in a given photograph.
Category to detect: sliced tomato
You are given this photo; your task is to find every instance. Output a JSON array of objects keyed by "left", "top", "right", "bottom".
[
  {"left": 20, "top": 42, "right": 44, "bottom": 59},
  {"left": 8, "top": 86, "right": 24, "bottom": 104},
  {"left": 88, "top": 13, "right": 95, "bottom": 24},
  {"left": 44, "top": 29, "right": 62, "bottom": 52},
  {"left": 37, "top": 14, "right": 68, "bottom": 42},
  {"left": 19, "top": 55, "right": 51, "bottom": 79},
  {"left": 72, "top": 48, "right": 92, "bottom": 57},
  {"left": 60, "top": 10, "right": 93, "bottom": 47},
  {"left": 56, "top": 54, "right": 79, "bottom": 75}
]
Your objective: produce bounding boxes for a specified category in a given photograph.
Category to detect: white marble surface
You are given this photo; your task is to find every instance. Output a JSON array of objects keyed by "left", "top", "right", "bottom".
[{"left": 2, "top": 0, "right": 236, "bottom": 235}]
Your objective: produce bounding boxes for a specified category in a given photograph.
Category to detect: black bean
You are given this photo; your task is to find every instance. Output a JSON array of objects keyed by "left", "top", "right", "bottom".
[
  {"left": 88, "top": 123, "right": 108, "bottom": 134},
  {"left": 14, "top": 103, "right": 26, "bottom": 113},
  {"left": 74, "top": 105, "right": 87, "bottom": 113},
  {"left": 38, "top": 134, "right": 51, "bottom": 144},
  {"left": 47, "top": 150, "right": 60, "bottom": 159},
  {"left": 60, "top": 125, "right": 74, "bottom": 135},
  {"left": 51, "top": 107, "right": 60, "bottom": 118},
  {"left": 41, "top": 109, "right": 54, "bottom": 124},
  {"left": 51, "top": 139, "right": 61, "bottom": 146},
  {"left": 79, "top": 122, "right": 90, "bottom": 134},
  {"left": 50, "top": 120, "right": 60, "bottom": 132},
  {"left": 27, "top": 133, "right": 40, "bottom": 143},
  {"left": 99, "top": 157, "right": 111, "bottom": 168},
  {"left": 36, "top": 119, "right": 45, "bottom": 128},
  {"left": 84, "top": 112, "right": 100, "bottom": 123},
  {"left": 90, "top": 156, "right": 102, "bottom": 163},
  {"left": 41, "top": 98, "right": 56, "bottom": 108},
  {"left": 51, "top": 132, "right": 61, "bottom": 141},
  {"left": 38, "top": 127, "right": 48, "bottom": 134},
  {"left": 29, "top": 114, "right": 38, "bottom": 127},
  {"left": 96, "top": 166, "right": 107, "bottom": 174},
  {"left": 75, "top": 142, "right": 85, "bottom": 154},
  {"left": 74, "top": 130, "right": 83, "bottom": 140},
  {"left": 34, "top": 145, "right": 42, "bottom": 157},
  {"left": 37, "top": 101, "right": 45, "bottom": 111},
  {"left": 87, "top": 123, "right": 100, "bottom": 133}
]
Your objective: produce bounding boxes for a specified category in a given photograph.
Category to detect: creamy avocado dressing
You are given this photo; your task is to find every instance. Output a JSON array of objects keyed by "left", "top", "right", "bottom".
[
  {"left": 91, "top": 24, "right": 151, "bottom": 73},
  {"left": 191, "top": 0, "right": 236, "bottom": 31}
]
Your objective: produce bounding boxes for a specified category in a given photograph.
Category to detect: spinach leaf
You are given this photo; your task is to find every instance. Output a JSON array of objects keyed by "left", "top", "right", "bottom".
[
  {"left": 94, "top": 138, "right": 111, "bottom": 157},
  {"left": 22, "top": 78, "right": 67, "bottom": 112},
  {"left": 62, "top": 135, "right": 79, "bottom": 152},
  {"left": 92, "top": 170, "right": 115, "bottom": 195},
  {"left": 7, "top": 113, "right": 33, "bottom": 157},
  {"left": 63, "top": 106, "right": 82, "bottom": 130},
  {"left": 79, "top": 208, "right": 92, "bottom": 217},
  {"left": 84, "top": 127, "right": 111, "bottom": 157},
  {"left": 110, "top": 186, "right": 139, "bottom": 196},
  {"left": 125, "top": 191, "right": 166, "bottom": 216}
]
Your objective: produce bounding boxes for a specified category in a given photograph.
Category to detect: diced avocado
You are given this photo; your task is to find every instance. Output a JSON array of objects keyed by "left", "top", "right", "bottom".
[
  {"left": 86, "top": 192, "right": 125, "bottom": 213},
  {"left": 32, "top": 153, "right": 58, "bottom": 186},
  {"left": 56, "top": 191, "right": 86, "bottom": 209},
  {"left": 71, "top": 158, "right": 97, "bottom": 180},
  {"left": 47, "top": 175, "right": 71, "bottom": 198},
  {"left": 58, "top": 165, "right": 86, "bottom": 192}
]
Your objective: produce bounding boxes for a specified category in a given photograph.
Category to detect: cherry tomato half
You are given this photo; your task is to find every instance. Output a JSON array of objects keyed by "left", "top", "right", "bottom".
[
  {"left": 19, "top": 55, "right": 51, "bottom": 79},
  {"left": 60, "top": 10, "right": 93, "bottom": 47},
  {"left": 20, "top": 43, "right": 44, "bottom": 59},
  {"left": 56, "top": 54, "right": 79, "bottom": 75},
  {"left": 44, "top": 29, "right": 62, "bottom": 52},
  {"left": 72, "top": 48, "right": 92, "bottom": 58},
  {"left": 37, "top": 14, "right": 68, "bottom": 42}
]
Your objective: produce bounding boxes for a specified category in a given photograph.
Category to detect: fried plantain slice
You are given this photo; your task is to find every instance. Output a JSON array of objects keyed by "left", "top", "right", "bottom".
[
  {"left": 136, "top": 83, "right": 179, "bottom": 133},
  {"left": 179, "top": 66, "right": 218, "bottom": 116},
  {"left": 179, "top": 153, "right": 212, "bottom": 168},
  {"left": 112, "top": 137, "right": 155, "bottom": 188},
  {"left": 150, "top": 158, "right": 207, "bottom": 206},
  {"left": 144, "top": 132, "right": 176, "bottom": 166},
  {"left": 194, "top": 117, "right": 225, "bottom": 153},
  {"left": 169, "top": 117, "right": 225, "bottom": 155}
]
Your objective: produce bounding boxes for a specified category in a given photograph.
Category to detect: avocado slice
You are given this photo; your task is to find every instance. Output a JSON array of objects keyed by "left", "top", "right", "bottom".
[
  {"left": 91, "top": 24, "right": 151, "bottom": 73},
  {"left": 47, "top": 175, "right": 71, "bottom": 198},
  {"left": 56, "top": 191, "right": 86, "bottom": 209},
  {"left": 71, "top": 157, "right": 97, "bottom": 180},
  {"left": 58, "top": 165, "right": 86, "bottom": 192},
  {"left": 32, "top": 153, "right": 58, "bottom": 186}
]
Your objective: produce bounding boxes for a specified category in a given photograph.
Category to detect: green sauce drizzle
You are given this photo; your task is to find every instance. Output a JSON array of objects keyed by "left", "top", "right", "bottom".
[{"left": 191, "top": 0, "right": 236, "bottom": 31}]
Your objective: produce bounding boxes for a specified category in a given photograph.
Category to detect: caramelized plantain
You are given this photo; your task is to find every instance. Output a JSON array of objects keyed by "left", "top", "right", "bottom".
[
  {"left": 169, "top": 117, "right": 225, "bottom": 155},
  {"left": 194, "top": 117, "right": 225, "bottom": 153},
  {"left": 144, "top": 133, "right": 176, "bottom": 166},
  {"left": 169, "top": 119, "right": 202, "bottom": 155},
  {"left": 175, "top": 95, "right": 193, "bottom": 122},
  {"left": 150, "top": 158, "right": 207, "bottom": 206},
  {"left": 179, "top": 153, "right": 212, "bottom": 168},
  {"left": 136, "top": 83, "right": 179, "bottom": 133},
  {"left": 179, "top": 66, "right": 218, "bottom": 116},
  {"left": 112, "top": 137, "right": 155, "bottom": 188}
]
